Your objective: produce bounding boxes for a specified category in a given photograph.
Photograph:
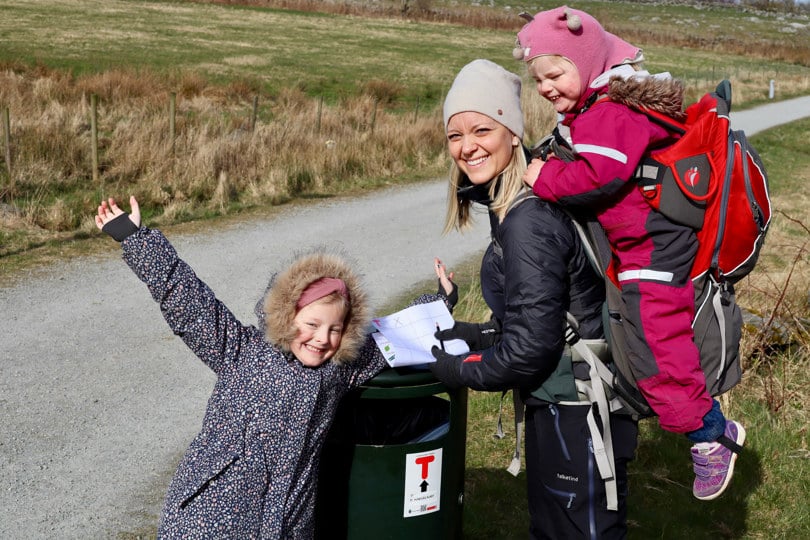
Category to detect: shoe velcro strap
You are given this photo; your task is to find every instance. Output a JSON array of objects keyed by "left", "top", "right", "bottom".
[{"left": 717, "top": 434, "right": 743, "bottom": 454}]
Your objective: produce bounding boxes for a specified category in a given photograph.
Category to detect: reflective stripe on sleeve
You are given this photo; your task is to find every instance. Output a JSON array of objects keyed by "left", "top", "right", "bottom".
[
  {"left": 617, "top": 269, "right": 674, "bottom": 283},
  {"left": 572, "top": 144, "right": 629, "bottom": 164}
]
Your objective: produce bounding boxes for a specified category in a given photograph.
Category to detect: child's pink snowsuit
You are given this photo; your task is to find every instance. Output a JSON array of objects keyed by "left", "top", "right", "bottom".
[
  {"left": 533, "top": 83, "right": 713, "bottom": 433},
  {"left": 515, "top": 5, "right": 713, "bottom": 433}
]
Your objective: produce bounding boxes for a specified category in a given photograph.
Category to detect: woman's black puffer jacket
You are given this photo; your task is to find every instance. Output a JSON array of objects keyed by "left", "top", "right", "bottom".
[{"left": 442, "top": 188, "right": 605, "bottom": 396}]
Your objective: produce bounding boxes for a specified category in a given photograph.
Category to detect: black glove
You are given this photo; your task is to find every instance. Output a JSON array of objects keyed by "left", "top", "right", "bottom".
[
  {"left": 102, "top": 213, "right": 139, "bottom": 242},
  {"left": 428, "top": 346, "right": 473, "bottom": 390},
  {"left": 437, "top": 278, "right": 459, "bottom": 311},
  {"left": 434, "top": 318, "right": 501, "bottom": 351}
]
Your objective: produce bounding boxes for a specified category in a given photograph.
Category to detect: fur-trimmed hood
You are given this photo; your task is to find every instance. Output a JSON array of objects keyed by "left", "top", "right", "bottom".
[
  {"left": 606, "top": 74, "right": 686, "bottom": 121},
  {"left": 255, "top": 249, "right": 369, "bottom": 365}
]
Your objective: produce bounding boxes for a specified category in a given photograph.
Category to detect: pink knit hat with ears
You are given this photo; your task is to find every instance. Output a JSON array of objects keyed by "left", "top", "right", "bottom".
[{"left": 513, "top": 6, "right": 642, "bottom": 98}]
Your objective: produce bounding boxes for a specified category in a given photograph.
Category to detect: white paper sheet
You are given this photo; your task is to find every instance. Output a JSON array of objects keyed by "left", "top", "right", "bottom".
[{"left": 371, "top": 300, "right": 469, "bottom": 367}]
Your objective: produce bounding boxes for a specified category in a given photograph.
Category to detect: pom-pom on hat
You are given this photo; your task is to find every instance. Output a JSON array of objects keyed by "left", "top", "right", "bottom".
[
  {"left": 443, "top": 59, "right": 524, "bottom": 140},
  {"left": 513, "top": 6, "right": 641, "bottom": 96}
]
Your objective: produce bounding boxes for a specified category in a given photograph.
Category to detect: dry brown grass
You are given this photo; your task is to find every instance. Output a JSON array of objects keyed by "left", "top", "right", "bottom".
[
  {"left": 0, "top": 66, "right": 447, "bottom": 260},
  {"left": 0, "top": 54, "right": 561, "bottom": 262}
]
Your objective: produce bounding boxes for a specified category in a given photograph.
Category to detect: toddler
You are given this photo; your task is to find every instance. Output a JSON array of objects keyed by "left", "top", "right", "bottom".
[{"left": 514, "top": 6, "right": 745, "bottom": 500}]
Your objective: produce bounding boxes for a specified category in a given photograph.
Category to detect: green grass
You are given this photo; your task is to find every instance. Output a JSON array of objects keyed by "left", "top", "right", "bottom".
[
  {"left": 2, "top": 0, "right": 808, "bottom": 110},
  {"left": 0, "top": 0, "right": 514, "bottom": 109},
  {"left": 746, "top": 117, "right": 810, "bottom": 206}
]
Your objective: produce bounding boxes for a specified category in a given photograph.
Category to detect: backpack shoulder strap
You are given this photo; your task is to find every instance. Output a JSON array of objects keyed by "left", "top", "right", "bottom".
[
  {"left": 507, "top": 188, "right": 537, "bottom": 212},
  {"left": 562, "top": 209, "right": 612, "bottom": 278},
  {"left": 633, "top": 107, "right": 687, "bottom": 135}
]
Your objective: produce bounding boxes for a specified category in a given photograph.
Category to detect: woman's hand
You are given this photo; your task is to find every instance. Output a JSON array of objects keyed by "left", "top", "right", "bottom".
[
  {"left": 95, "top": 196, "right": 141, "bottom": 242},
  {"left": 435, "top": 318, "right": 501, "bottom": 351}
]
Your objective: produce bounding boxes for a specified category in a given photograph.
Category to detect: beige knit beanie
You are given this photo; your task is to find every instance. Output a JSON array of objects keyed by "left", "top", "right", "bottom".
[{"left": 443, "top": 59, "right": 524, "bottom": 140}]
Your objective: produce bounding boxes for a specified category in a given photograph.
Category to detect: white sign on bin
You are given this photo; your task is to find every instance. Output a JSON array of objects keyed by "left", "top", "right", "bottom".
[{"left": 403, "top": 448, "right": 442, "bottom": 518}]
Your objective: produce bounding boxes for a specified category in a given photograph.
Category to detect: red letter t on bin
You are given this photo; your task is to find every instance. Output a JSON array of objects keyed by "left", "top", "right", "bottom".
[{"left": 415, "top": 455, "right": 435, "bottom": 479}]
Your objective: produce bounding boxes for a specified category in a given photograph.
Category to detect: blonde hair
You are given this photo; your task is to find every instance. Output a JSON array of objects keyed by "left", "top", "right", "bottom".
[
  {"left": 442, "top": 144, "right": 528, "bottom": 234},
  {"left": 527, "top": 53, "right": 645, "bottom": 92},
  {"left": 528, "top": 54, "right": 574, "bottom": 70},
  {"left": 305, "top": 291, "right": 351, "bottom": 319}
]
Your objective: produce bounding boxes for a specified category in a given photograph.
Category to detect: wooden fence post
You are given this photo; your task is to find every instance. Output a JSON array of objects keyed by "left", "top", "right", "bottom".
[
  {"left": 412, "top": 97, "right": 419, "bottom": 124},
  {"left": 251, "top": 95, "right": 259, "bottom": 131},
  {"left": 2, "top": 106, "right": 11, "bottom": 182},
  {"left": 169, "top": 92, "right": 176, "bottom": 158},
  {"left": 316, "top": 96, "right": 323, "bottom": 134}
]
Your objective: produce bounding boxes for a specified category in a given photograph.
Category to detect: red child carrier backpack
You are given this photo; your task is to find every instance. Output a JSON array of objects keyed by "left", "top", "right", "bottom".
[
  {"left": 605, "top": 80, "right": 772, "bottom": 416},
  {"left": 633, "top": 80, "right": 773, "bottom": 283}
]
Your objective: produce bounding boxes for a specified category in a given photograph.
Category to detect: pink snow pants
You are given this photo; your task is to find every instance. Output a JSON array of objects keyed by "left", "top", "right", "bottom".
[{"left": 599, "top": 188, "right": 712, "bottom": 433}]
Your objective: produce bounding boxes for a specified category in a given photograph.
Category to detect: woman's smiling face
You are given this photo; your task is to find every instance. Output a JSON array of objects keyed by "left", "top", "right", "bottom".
[{"left": 446, "top": 111, "right": 517, "bottom": 185}]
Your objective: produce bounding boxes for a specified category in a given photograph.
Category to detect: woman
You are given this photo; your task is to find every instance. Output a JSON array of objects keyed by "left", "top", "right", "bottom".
[{"left": 429, "top": 59, "right": 638, "bottom": 539}]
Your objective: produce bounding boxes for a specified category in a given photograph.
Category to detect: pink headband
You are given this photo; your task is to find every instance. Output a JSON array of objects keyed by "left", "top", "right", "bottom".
[{"left": 296, "top": 277, "right": 350, "bottom": 310}]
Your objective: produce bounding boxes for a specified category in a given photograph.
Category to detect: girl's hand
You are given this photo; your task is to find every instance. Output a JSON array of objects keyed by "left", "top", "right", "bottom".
[
  {"left": 523, "top": 158, "right": 546, "bottom": 189},
  {"left": 434, "top": 258, "right": 455, "bottom": 295},
  {"left": 95, "top": 196, "right": 141, "bottom": 242},
  {"left": 434, "top": 258, "right": 458, "bottom": 310},
  {"left": 95, "top": 196, "right": 141, "bottom": 229}
]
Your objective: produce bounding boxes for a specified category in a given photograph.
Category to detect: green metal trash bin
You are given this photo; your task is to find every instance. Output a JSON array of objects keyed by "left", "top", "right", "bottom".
[{"left": 315, "top": 366, "right": 468, "bottom": 539}]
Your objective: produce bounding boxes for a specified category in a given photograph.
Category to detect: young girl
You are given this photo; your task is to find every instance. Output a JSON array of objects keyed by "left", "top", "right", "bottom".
[
  {"left": 514, "top": 6, "right": 745, "bottom": 501},
  {"left": 94, "top": 196, "right": 436, "bottom": 538}
]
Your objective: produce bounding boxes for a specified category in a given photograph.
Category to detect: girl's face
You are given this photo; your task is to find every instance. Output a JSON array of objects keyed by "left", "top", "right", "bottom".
[
  {"left": 528, "top": 56, "right": 582, "bottom": 114},
  {"left": 446, "top": 111, "right": 518, "bottom": 185},
  {"left": 291, "top": 299, "right": 347, "bottom": 367}
]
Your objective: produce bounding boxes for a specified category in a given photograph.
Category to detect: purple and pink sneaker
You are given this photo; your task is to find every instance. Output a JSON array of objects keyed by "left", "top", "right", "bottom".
[{"left": 690, "top": 419, "right": 746, "bottom": 500}]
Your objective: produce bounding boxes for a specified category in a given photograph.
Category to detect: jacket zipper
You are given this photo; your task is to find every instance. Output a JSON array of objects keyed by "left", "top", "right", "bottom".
[{"left": 549, "top": 404, "right": 571, "bottom": 461}]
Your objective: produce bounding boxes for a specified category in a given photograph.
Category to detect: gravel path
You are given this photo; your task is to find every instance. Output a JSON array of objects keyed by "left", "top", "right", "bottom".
[{"left": 1, "top": 96, "right": 808, "bottom": 539}]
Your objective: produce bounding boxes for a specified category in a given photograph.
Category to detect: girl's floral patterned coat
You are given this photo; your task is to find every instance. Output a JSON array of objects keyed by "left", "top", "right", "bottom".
[{"left": 120, "top": 228, "right": 388, "bottom": 539}]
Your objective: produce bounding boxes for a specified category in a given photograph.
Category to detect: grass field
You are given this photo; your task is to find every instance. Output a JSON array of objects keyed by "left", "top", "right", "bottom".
[
  {"left": 1, "top": 0, "right": 808, "bottom": 277},
  {"left": 3, "top": 0, "right": 808, "bottom": 104},
  {"left": 2, "top": 1, "right": 809, "bottom": 538},
  {"left": 0, "top": 0, "right": 512, "bottom": 105}
]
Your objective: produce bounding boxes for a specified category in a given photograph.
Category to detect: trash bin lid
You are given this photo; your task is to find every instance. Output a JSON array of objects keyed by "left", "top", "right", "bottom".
[
  {"left": 358, "top": 365, "right": 448, "bottom": 398},
  {"left": 364, "top": 365, "right": 438, "bottom": 387}
]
